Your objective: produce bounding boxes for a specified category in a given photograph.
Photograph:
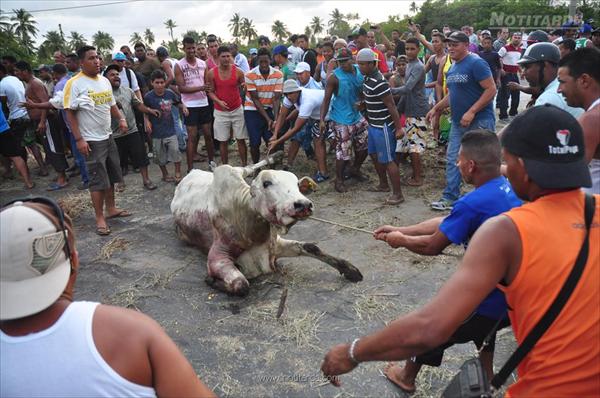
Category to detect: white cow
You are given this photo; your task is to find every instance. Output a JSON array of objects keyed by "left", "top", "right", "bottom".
[{"left": 171, "top": 160, "right": 362, "bottom": 296}]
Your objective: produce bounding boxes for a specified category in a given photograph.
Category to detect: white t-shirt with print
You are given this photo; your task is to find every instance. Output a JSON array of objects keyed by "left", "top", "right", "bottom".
[
  {"left": 0, "top": 76, "right": 28, "bottom": 120},
  {"left": 63, "top": 72, "right": 116, "bottom": 141}
]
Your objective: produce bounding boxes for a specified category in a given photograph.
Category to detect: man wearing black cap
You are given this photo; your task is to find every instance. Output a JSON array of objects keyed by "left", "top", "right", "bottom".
[
  {"left": 320, "top": 104, "right": 599, "bottom": 396},
  {"left": 426, "top": 31, "right": 497, "bottom": 210},
  {"left": 591, "top": 28, "right": 600, "bottom": 48}
]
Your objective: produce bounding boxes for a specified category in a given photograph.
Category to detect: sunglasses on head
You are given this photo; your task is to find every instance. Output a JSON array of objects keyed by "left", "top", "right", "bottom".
[{"left": 3, "top": 196, "right": 73, "bottom": 269}]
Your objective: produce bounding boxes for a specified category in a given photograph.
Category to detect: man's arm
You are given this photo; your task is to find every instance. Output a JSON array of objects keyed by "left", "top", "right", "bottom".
[
  {"left": 272, "top": 103, "right": 291, "bottom": 138},
  {"left": 110, "top": 104, "right": 128, "bottom": 133},
  {"left": 374, "top": 217, "right": 445, "bottom": 236},
  {"left": 378, "top": 28, "right": 394, "bottom": 51},
  {"left": 579, "top": 109, "right": 600, "bottom": 162},
  {"left": 269, "top": 116, "right": 308, "bottom": 148},
  {"left": 391, "top": 64, "right": 425, "bottom": 95},
  {"left": 174, "top": 63, "right": 203, "bottom": 93},
  {"left": 65, "top": 109, "right": 91, "bottom": 156},
  {"left": 205, "top": 70, "right": 229, "bottom": 110},
  {"left": 460, "top": 76, "right": 496, "bottom": 127},
  {"left": 249, "top": 89, "right": 273, "bottom": 127},
  {"left": 321, "top": 215, "right": 521, "bottom": 384},
  {"left": 32, "top": 82, "right": 49, "bottom": 132},
  {"left": 381, "top": 92, "right": 402, "bottom": 137},
  {"left": 320, "top": 74, "right": 337, "bottom": 124}
]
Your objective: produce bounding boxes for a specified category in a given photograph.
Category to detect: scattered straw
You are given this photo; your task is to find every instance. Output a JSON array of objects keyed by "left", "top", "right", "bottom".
[
  {"left": 58, "top": 192, "right": 92, "bottom": 218},
  {"left": 353, "top": 292, "right": 398, "bottom": 323},
  {"left": 97, "top": 236, "right": 131, "bottom": 260},
  {"left": 276, "top": 311, "right": 325, "bottom": 348}
]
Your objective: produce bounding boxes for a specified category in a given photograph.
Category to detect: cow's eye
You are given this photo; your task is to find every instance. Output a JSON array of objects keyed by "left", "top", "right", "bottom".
[{"left": 263, "top": 181, "right": 272, "bottom": 188}]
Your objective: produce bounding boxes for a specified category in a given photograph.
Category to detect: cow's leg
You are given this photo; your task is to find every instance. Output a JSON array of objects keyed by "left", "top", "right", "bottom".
[
  {"left": 206, "top": 242, "right": 250, "bottom": 296},
  {"left": 274, "top": 237, "right": 363, "bottom": 282}
]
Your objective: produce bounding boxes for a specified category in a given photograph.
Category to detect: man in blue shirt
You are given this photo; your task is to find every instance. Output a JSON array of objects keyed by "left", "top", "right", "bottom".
[
  {"left": 373, "top": 129, "right": 521, "bottom": 394},
  {"left": 427, "top": 31, "right": 497, "bottom": 210}
]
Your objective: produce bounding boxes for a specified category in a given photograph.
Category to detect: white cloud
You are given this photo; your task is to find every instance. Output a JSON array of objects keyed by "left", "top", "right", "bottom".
[{"left": 2, "top": 0, "right": 416, "bottom": 52}]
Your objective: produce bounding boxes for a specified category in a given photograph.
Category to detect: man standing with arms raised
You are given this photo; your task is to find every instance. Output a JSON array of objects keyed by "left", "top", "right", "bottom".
[
  {"left": 427, "top": 31, "right": 497, "bottom": 211},
  {"left": 63, "top": 45, "right": 131, "bottom": 236},
  {"left": 175, "top": 36, "right": 216, "bottom": 172}
]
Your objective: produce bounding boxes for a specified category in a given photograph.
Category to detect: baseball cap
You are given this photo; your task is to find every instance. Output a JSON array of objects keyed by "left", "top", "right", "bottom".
[
  {"left": 272, "top": 45, "right": 287, "bottom": 56},
  {"left": 112, "top": 51, "right": 127, "bottom": 61},
  {"left": 444, "top": 31, "right": 470, "bottom": 43},
  {"left": 1, "top": 202, "right": 71, "bottom": 320},
  {"left": 356, "top": 48, "right": 377, "bottom": 62},
  {"left": 35, "top": 64, "right": 50, "bottom": 72},
  {"left": 335, "top": 47, "right": 352, "bottom": 61},
  {"left": 294, "top": 62, "right": 311, "bottom": 73},
  {"left": 480, "top": 30, "right": 492, "bottom": 37},
  {"left": 352, "top": 27, "right": 368, "bottom": 37},
  {"left": 249, "top": 48, "right": 258, "bottom": 55},
  {"left": 501, "top": 104, "right": 591, "bottom": 189},
  {"left": 282, "top": 79, "right": 301, "bottom": 94}
]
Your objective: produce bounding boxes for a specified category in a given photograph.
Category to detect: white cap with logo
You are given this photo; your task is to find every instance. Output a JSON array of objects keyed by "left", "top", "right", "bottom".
[{"left": 0, "top": 202, "right": 71, "bottom": 320}]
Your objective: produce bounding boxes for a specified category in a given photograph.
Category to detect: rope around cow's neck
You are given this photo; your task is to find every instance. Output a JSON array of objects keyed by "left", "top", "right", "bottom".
[{"left": 308, "top": 216, "right": 373, "bottom": 235}]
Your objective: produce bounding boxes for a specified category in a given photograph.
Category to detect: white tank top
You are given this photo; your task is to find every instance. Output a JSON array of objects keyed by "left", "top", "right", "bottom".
[
  {"left": 177, "top": 57, "right": 208, "bottom": 107},
  {"left": 0, "top": 301, "right": 156, "bottom": 397}
]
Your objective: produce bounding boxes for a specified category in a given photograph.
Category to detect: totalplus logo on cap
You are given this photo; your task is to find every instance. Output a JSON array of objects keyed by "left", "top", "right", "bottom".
[{"left": 549, "top": 129, "right": 579, "bottom": 155}]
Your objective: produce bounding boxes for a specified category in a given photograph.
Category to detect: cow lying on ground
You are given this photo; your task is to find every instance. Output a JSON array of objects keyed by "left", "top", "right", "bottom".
[{"left": 171, "top": 157, "right": 363, "bottom": 296}]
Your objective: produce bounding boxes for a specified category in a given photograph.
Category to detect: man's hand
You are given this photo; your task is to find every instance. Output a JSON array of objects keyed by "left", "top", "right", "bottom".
[
  {"left": 319, "top": 120, "right": 327, "bottom": 135},
  {"left": 217, "top": 100, "right": 230, "bottom": 111},
  {"left": 118, "top": 118, "right": 128, "bottom": 133},
  {"left": 145, "top": 120, "right": 153, "bottom": 134},
  {"left": 76, "top": 138, "right": 90, "bottom": 157},
  {"left": 320, "top": 343, "right": 358, "bottom": 387},
  {"left": 395, "top": 126, "right": 404, "bottom": 139},
  {"left": 426, "top": 106, "right": 440, "bottom": 124},
  {"left": 268, "top": 136, "right": 280, "bottom": 151},
  {"left": 147, "top": 108, "right": 160, "bottom": 118},
  {"left": 19, "top": 99, "right": 37, "bottom": 110},
  {"left": 460, "top": 110, "right": 475, "bottom": 128},
  {"left": 381, "top": 231, "right": 408, "bottom": 248},
  {"left": 36, "top": 120, "right": 46, "bottom": 134},
  {"left": 408, "top": 22, "right": 418, "bottom": 32},
  {"left": 182, "top": 105, "right": 189, "bottom": 117},
  {"left": 266, "top": 118, "right": 274, "bottom": 131},
  {"left": 507, "top": 81, "right": 521, "bottom": 91},
  {"left": 373, "top": 225, "right": 399, "bottom": 237}
]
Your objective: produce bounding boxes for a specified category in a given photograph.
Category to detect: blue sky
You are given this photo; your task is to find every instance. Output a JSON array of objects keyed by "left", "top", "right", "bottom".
[{"left": 1, "top": 0, "right": 419, "bottom": 52}]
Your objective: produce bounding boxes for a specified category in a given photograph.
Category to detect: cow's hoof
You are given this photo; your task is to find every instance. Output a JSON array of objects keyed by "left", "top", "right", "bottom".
[{"left": 340, "top": 263, "right": 363, "bottom": 282}]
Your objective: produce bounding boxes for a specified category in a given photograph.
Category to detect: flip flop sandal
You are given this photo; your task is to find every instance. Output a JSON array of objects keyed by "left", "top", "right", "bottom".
[
  {"left": 46, "top": 182, "right": 69, "bottom": 191},
  {"left": 143, "top": 181, "right": 157, "bottom": 190},
  {"left": 385, "top": 197, "right": 405, "bottom": 205},
  {"left": 106, "top": 210, "right": 132, "bottom": 219},
  {"left": 96, "top": 226, "right": 111, "bottom": 236}
]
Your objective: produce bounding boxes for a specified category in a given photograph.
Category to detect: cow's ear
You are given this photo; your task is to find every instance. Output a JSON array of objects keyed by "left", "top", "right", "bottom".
[{"left": 298, "top": 176, "right": 317, "bottom": 194}]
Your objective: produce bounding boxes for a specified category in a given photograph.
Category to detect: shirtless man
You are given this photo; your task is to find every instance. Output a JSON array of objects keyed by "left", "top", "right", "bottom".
[{"left": 558, "top": 48, "right": 600, "bottom": 194}]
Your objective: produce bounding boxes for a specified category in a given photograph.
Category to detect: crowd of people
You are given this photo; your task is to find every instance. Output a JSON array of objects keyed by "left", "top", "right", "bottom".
[{"left": 1, "top": 11, "right": 599, "bottom": 397}]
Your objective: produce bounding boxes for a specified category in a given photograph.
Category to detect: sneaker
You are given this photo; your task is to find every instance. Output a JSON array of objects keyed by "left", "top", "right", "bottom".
[
  {"left": 430, "top": 198, "right": 454, "bottom": 211},
  {"left": 147, "top": 152, "right": 154, "bottom": 158},
  {"left": 208, "top": 160, "right": 218, "bottom": 172},
  {"left": 314, "top": 171, "right": 330, "bottom": 183}
]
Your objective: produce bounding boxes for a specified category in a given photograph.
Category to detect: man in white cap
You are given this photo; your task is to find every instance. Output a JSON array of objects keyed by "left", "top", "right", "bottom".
[
  {"left": 269, "top": 79, "right": 329, "bottom": 182},
  {"left": 0, "top": 198, "right": 216, "bottom": 397},
  {"left": 295, "top": 61, "right": 322, "bottom": 89}
]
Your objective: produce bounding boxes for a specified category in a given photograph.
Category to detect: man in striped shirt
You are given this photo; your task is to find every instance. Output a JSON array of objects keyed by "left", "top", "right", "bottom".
[
  {"left": 244, "top": 48, "right": 284, "bottom": 163},
  {"left": 497, "top": 32, "right": 522, "bottom": 120},
  {"left": 357, "top": 48, "right": 405, "bottom": 205}
]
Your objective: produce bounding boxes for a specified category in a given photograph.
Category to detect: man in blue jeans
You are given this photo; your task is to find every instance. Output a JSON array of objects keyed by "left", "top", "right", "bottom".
[{"left": 427, "top": 31, "right": 497, "bottom": 210}]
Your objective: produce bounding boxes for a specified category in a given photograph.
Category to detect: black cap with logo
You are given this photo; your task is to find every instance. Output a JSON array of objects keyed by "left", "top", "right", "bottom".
[
  {"left": 501, "top": 104, "right": 591, "bottom": 189},
  {"left": 443, "top": 31, "right": 470, "bottom": 43}
]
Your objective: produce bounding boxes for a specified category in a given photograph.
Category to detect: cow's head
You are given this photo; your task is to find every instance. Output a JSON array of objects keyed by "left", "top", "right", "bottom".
[{"left": 249, "top": 170, "right": 313, "bottom": 227}]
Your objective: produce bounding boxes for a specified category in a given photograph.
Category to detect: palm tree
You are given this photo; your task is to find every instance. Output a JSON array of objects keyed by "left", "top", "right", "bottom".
[
  {"left": 41, "top": 30, "right": 66, "bottom": 52},
  {"left": 68, "top": 31, "right": 87, "bottom": 52},
  {"left": 92, "top": 31, "right": 114, "bottom": 54},
  {"left": 11, "top": 8, "right": 38, "bottom": 46},
  {"left": 346, "top": 12, "right": 360, "bottom": 22},
  {"left": 164, "top": 19, "right": 177, "bottom": 41},
  {"left": 409, "top": 1, "right": 419, "bottom": 14},
  {"left": 167, "top": 39, "right": 180, "bottom": 55},
  {"left": 0, "top": 11, "right": 12, "bottom": 31},
  {"left": 130, "top": 32, "right": 144, "bottom": 47},
  {"left": 228, "top": 13, "right": 242, "bottom": 42},
  {"left": 271, "top": 20, "right": 288, "bottom": 43},
  {"left": 310, "top": 16, "right": 324, "bottom": 39},
  {"left": 328, "top": 8, "right": 345, "bottom": 34},
  {"left": 182, "top": 30, "right": 201, "bottom": 43},
  {"left": 199, "top": 31, "right": 208, "bottom": 43},
  {"left": 144, "top": 28, "right": 155, "bottom": 46},
  {"left": 241, "top": 17, "right": 257, "bottom": 45}
]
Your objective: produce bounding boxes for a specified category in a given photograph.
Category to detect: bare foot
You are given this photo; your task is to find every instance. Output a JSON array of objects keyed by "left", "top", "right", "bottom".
[
  {"left": 383, "top": 362, "right": 416, "bottom": 393},
  {"left": 403, "top": 177, "right": 423, "bottom": 187},
  {"left": 385, "top": 194, "right": 405, "bottom": 205},
  {"left": 334, "top": 180, "right": 348, "bottom": 193},
  {"left": 367, "top": 184, "right": 390, "bottom": 192}
]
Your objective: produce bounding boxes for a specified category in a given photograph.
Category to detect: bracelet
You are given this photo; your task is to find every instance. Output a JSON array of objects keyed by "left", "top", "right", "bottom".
[{"left": 349, "top": 338, "right": 360, "bottom": 365}]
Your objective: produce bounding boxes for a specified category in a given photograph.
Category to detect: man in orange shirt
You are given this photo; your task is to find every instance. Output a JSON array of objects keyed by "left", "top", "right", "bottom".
[{"left": 321, "top": 104, "right": 599, "bottom": 396}]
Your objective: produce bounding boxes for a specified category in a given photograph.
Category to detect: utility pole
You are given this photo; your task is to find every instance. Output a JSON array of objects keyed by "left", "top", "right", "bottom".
[{"left": 568, "top": 0, "right": 578, "bottom": 20}]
